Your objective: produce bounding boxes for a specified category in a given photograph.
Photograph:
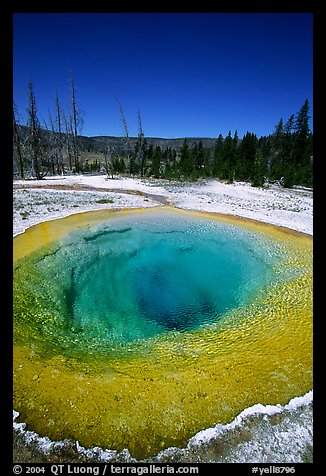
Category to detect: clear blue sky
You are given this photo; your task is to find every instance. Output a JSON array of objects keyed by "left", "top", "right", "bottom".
[{"left": 13, "top": 13, "right": 313, "bottom": 139}]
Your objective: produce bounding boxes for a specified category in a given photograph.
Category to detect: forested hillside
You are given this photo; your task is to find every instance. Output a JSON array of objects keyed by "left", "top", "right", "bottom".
[{"left": 13, "top": 81, "right": 312, "bottom": 188}]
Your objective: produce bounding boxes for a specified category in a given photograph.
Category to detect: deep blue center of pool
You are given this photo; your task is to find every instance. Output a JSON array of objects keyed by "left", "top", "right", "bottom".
[{"left": 35, "top": 212, "right": 276, "bottom": 344}]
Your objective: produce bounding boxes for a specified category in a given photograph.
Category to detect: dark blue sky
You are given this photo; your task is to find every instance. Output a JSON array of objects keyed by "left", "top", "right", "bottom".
[{"left": 13, "top": 13, "right": 313, "bottom": 139}]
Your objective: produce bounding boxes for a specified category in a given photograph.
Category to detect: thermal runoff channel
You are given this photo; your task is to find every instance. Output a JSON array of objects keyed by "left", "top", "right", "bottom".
[{"left": 13, "top": 208, "right": 312, "bottom": 459}]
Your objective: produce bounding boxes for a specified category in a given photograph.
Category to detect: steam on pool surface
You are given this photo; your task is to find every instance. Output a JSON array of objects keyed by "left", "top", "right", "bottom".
[{"left": 13, "top": 208, "right": 312, "bottom": 459}]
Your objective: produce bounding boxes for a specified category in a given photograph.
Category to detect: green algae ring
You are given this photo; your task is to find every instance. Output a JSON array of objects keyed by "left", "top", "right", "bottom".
[{"left": 13, "top": 207, "right": 313, "bottom": 459}]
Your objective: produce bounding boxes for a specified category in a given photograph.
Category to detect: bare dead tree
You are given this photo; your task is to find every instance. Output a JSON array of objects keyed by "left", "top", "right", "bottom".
[
  {"left": 47, "top": 111, "right": 58, "bottom": 175},
  {"left": 102, "top": 145, "right": 116, "bottom": 179},
  {"left": 26, "top": 80, "right": 44, "bottom": 179},
  {"left": 116, "top": 97, "right": 132, "bottom": 174},
  {"left": 137, "top": 109, "right": 147, "bottom": 177},
  {"left": 63, "top": 110, "right": 74, "bottom": 172},
  {"left": 70, "top": 76, "right": 83, "bottom": 173},
  {"left": 13, "top": 103, "right": 25, "bottom": 179},
  {"left": 55, "top": 90, "right": 65, "bottom": 175}
]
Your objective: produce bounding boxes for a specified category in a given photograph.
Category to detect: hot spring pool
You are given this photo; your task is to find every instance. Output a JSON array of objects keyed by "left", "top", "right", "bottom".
[{"left": 13, "top": 207, "right": 312, "bottom": 459}]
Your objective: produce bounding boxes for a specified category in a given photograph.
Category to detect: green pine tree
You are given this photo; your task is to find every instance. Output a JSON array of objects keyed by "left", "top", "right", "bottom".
[
  {"left": 293, "top": 99, "right": 311, "bottom": 168},
  {"left": 212, "top": 134, "right": 224, "bottom": 177},
  {"left": 238, "top": 132, "right": 258, "bottom": 181},
  {"left": 179, "top": 139, "right": 194, "bottom": 178},
  {"left": 150, "top": 145, "right": 162, "bottom": 178}
]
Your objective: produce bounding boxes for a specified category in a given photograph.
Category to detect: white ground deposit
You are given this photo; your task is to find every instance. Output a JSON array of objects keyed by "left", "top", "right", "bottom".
[{"left": 13, "top": 175, "right": 313, "bottom": 237}]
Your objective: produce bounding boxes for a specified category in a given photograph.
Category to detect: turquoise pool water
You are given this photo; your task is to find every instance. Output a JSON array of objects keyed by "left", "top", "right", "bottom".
[{"left": 24, "top": 211, "right": 278, "bottom": 349}]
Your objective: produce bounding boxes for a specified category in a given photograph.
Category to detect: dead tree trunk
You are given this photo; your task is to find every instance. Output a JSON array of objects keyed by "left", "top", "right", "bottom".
[
  {"left": 71, "top": 77, "right": 81, "bottom": 173},
  {"left": 55, "top": 91, "right": 65, "bottom": 175},
  {"left": 27, "top": 80, "right": 42, "bottom": 180},
  {"left": 48, "top": 112, "right": 58, "bottom": 175},
  {"left": 63, "top": 111, "right": 73, "bottom": 172},
  {"left": 116, "top": 97, "right": 131, "bottom": 174},
  {"left": 137, "top": 109, "right": 146, "bottom": 177},
  {"left": 13, "top": 105, "right": 25, "bottom": 179}
]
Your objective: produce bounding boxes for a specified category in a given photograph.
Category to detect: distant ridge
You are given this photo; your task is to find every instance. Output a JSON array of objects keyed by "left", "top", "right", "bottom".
[
  {"left": 17, "top": 125, "right": 218, "bottom": 154},
  {"left": 89, "top": 135, "right": 217, "bottom": 151}
]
